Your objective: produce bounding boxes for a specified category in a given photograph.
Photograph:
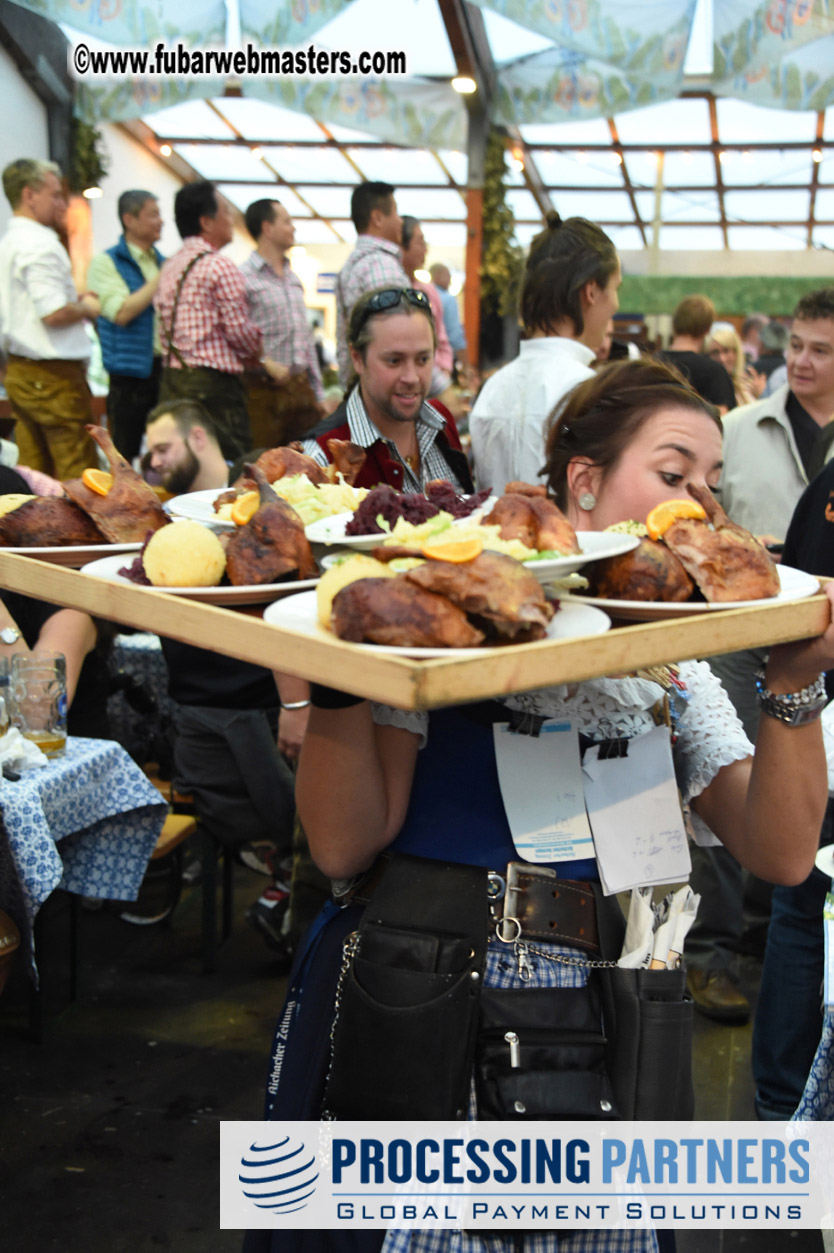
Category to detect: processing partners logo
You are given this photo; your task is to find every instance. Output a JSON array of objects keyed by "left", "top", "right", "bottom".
[{"left": 238, "top": 1133, "right": 319, "bottom": 1217}]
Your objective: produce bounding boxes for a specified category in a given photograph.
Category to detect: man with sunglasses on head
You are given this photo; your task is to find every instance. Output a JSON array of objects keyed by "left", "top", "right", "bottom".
[
  {"left": 335, "top": 181, "right": 409, "bottom": 388},
  {"left": 303, "top": 286, "right": 473, "bottom": 493}
]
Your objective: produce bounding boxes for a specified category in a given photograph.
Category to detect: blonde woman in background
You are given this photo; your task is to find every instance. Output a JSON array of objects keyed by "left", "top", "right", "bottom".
[{"left": 708, "top": 322, "right": 761, "bottom": 406}]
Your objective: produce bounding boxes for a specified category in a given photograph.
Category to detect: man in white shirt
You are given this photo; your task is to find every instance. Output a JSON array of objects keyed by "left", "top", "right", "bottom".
[
  {"left": 469, "top": 214, "right": 620, "bottom": 492},
  {"left": 335, "top": 181, "right": 408, "bottom": 387},
  {"left": 0, "top": 159, "right": 98, "bottom": 479}
]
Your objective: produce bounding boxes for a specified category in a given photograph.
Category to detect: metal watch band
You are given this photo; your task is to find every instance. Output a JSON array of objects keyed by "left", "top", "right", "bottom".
[{"left": 754, "top": 667, "right": 827, "bottom": 727}]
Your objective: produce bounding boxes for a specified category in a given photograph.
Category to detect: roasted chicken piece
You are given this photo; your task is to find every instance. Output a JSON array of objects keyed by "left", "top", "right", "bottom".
[
  {"left": 483, "top": 492, "right": 580, "bottom": 556},
  {"left": 253, "top": 444, "right": 330, "bottom": 486},
  {"left": 406, "top": 550, "right": 555, "bottom": 641},
  {"left": 585, "top": 538, "right": 694, "bottom": 603},
  {"left": 504, "top": 481, "right": 547, "bottom": 497},
  {"left": 663, "top": 483, "right": 780, "bottom": 603},
  {"left": 331, "top": 577, "right": 485, "bottom": 648},
  {"left": 225, "top": 464, "right": 318, "bottom": 585},
  {"left": 0, "top": 496, "right": 106, "bottom": 547},
  {"left": 63, "top": 425, "right": 170, "bottom": 543},
  {"left": 327, "top": 439, "right": 366, "bottom": 486}
]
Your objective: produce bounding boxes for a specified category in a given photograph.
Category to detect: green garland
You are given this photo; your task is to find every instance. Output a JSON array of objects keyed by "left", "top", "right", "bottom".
[
  {"left": 480, "top": 129, "right": 523, "bottom": 320},
  {"left": 69, "top": 117, "right": 109, "bottom": 194}
]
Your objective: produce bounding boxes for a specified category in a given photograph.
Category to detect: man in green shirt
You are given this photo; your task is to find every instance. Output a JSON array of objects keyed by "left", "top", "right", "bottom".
[{"left": 87, "top": 190, "right": 164, "bottom": 463}]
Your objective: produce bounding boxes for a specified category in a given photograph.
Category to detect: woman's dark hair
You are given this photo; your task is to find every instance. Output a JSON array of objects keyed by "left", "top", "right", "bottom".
[
  {"left": 401, "top": 215, "right": 419, "bottom": 250},
  {"left": 520, "top": 212, "right": 618, "bottom": 337},
  {"left": 544, "top": 358, "right": 722, "bottom": 510}
]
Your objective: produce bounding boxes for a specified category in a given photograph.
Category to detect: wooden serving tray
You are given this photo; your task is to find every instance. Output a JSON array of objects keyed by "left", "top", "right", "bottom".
[{"left": 1, "top": 551, "right": 828, "bottom": 712}]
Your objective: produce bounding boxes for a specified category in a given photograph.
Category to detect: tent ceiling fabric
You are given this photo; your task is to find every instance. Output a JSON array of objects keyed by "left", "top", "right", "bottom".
[{"left": 6, "top": 0, "right": 834, "bottom": 251}]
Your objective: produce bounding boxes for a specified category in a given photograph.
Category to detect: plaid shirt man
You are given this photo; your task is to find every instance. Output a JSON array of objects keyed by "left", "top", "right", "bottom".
[
  {"left": 335, "top": 235, "right": 408, "bottom": 386},
  {"left": 303, "top": 385, "right": 465, "bottom": 492},
  {"left": 240, "top": 252, "right": 324, "bottom": 401},
  {"left": 155, "top": 236, "right": 261, "bottom": 375}
]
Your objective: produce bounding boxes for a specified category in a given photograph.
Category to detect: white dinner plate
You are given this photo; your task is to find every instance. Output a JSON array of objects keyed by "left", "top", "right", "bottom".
[
  {"left": 526, "top": 531, "right": 640, "bottom": 582},
  {"left": 80, "top": 554, "right": 319, "bottom": 606},
  {"left": 305, "top": 510, "right": 394, "bottom": 550},
  {"left": 262, "top": 590, "right": 611, "bottom": 658},
  {"left": 815, "top": 845, "right": 834, "bottom": 878},
  {"left": 559, "top": 563, "right": 821, "bottom": 622},
  {"left": 165, "top": 488, "right": 235, "bottom": 530},
  {"left": 313, "top": 527, "right": 639, "bottom": 580},
  {"left": 0, "top": 540, "right": 144, "bottom": 568}
]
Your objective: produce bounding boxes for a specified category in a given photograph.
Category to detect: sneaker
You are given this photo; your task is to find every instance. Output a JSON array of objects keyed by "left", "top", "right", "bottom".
[
  {"left": 245, "top": 897, "right": 293, "bottom": 966},
  {"left": 238, "top": 842, "right": 278, "bottom": 877},
  {"left": 686, "top": 968, "right": 751, "bottom": 1024}
]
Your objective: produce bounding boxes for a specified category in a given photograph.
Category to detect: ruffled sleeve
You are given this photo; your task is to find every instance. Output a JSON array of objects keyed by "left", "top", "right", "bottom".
[
  {"left": 674, "top": 660, "right": 753, "bottom": 845},
  {"left": 370, "top": 702, "right": 429, "bottom": 749}
]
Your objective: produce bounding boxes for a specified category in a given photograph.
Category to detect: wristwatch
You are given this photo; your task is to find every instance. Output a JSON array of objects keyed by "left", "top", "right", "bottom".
[
  {"left": 755, "top": 667, "right": 828, "bottom": 726},
  {"left": 0, "top": 627, "right": 20, "bottom": 645}
]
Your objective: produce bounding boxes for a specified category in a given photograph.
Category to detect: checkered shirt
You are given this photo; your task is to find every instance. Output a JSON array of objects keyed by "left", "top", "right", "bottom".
[
  {"left": 335, "top": 235, "right": 409, "bottom": 386},
  {"left": 240, "top": 252, "right": 324, "bottom": 401},
  {"left": 303, "top": 386, "right": 464, "bottom": 492},
  {"left": 155, "top": 236, "right": 262, "bottom": 374}
]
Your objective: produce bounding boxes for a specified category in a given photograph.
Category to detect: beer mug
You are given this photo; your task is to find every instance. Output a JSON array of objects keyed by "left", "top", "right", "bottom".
[{"left": 11, "top": 651, "right": 67, "bottom": 758}]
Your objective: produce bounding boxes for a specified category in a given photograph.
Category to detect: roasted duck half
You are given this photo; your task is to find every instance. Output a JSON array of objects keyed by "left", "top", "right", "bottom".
[
  {"left": 0, "top": 496, "right": 106, "bottom": 547},
  {"left": 224, "top": 464, "right": 318, "bottom": 585},
  {"left": 662, "top": 482, "right": 780, "bottom": 602},
  {"left": 483, "top": 489, "right": 580, "bottom": 556},
  {"left": 406, "top": 550, "right": 555, "bottom": 641},
  {"left": 585, "top": 538, "right": 694, "bottom": 603},
  {"left": 331, "top": 578, "right": 485, "bottom": 648},
  {"left": 64, "top": 425, "right": 170, "bottom": 542},
  {"left": 326, "top": 439, "right": 366, "bottom": 485},
  {"left": 250, "top": 443, "right": 331, "bottom": 486}
]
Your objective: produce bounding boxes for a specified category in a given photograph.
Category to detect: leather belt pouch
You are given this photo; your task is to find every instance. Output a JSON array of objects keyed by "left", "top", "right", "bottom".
[
  {"left": 322, "top": 855, "right": 488, "bottom": 1121},
  {"left": 475, "top": 984, "right": 617, "bottom": 1121},
  {"left": 599, "top": 964, "right": 694, "bottom": 1121}
]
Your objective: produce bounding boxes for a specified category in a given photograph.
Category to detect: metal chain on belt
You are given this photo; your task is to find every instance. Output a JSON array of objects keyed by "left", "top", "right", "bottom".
[
  {"left": 491, "top": 934, "right": 619, "bottom": 982},
  {"left": 321, "top": 929, "right": 360, "bottom": 1120}
]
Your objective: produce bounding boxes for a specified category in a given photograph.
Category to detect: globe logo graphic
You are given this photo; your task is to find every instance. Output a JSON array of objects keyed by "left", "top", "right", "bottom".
[{"left": 239, "top": 1135, "right": 319, "bottom": 1215}]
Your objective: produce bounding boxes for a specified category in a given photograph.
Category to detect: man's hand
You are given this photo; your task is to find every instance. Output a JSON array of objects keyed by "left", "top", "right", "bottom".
[
  {"left": 80, "top": 293, "right": 100, "bottom": 320},
  {"left": 278, "top": 705, "right": 309, "bottom": 761},
  {"left": 263, "top": 358, "right": 291, "bottom": 384}
]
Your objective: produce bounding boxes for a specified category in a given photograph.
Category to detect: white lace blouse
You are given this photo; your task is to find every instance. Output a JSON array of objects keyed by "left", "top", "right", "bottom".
[{"left": 372, "top": 660, "right": 753, "bottom": 848}]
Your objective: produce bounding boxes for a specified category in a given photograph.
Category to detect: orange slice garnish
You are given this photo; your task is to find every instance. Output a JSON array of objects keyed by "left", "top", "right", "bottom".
[
  {"left": 82, "top": 468, "right": 113, "bottom": 497},
  {"left": 230, "top": 490, "right": 260, "bottom": 526},
  {"left": 646, "top": 499, "right": 707, "bottom": 541},
  {"left": 421, "top": 536, "right": 484, "bottom": 563}
]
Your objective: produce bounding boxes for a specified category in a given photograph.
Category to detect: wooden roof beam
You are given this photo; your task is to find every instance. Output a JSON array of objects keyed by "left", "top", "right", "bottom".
[{"left": 608, "top": 117, "right": 647, "bottom": 247}]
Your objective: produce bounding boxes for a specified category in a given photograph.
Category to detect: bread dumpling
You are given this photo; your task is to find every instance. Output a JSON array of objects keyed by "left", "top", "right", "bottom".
[{"left": 143, "top": 520, "right": 226, "bottom": 587}]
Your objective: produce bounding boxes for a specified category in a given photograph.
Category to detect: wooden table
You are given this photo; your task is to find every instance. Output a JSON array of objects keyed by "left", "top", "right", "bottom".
[{"left": 1, "top": 551, "right": 829, "bottom": 711}]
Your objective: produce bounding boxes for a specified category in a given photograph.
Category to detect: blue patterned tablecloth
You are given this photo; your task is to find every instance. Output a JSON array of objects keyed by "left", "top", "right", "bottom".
[
  {"left": 794, "top": 1011, "right": 834, "bottom": 1121},
  {"left": 0, "top": 736, "right": 169, "bottom": 972}
]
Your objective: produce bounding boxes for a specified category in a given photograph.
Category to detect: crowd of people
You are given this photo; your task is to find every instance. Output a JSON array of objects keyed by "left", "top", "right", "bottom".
[{"left": 2, "top": 152, "right": 834, "bottom": 1251}]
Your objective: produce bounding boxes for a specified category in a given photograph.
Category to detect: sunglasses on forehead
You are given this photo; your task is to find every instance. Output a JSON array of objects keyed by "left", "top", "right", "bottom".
[{"left": 355, "top": 287, "right": 432, "bottom": 332}]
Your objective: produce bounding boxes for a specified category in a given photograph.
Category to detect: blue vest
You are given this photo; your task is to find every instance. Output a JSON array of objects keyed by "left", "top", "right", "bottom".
[{"left": 95, "top": 237, "right": 163, "bottom": 379}]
